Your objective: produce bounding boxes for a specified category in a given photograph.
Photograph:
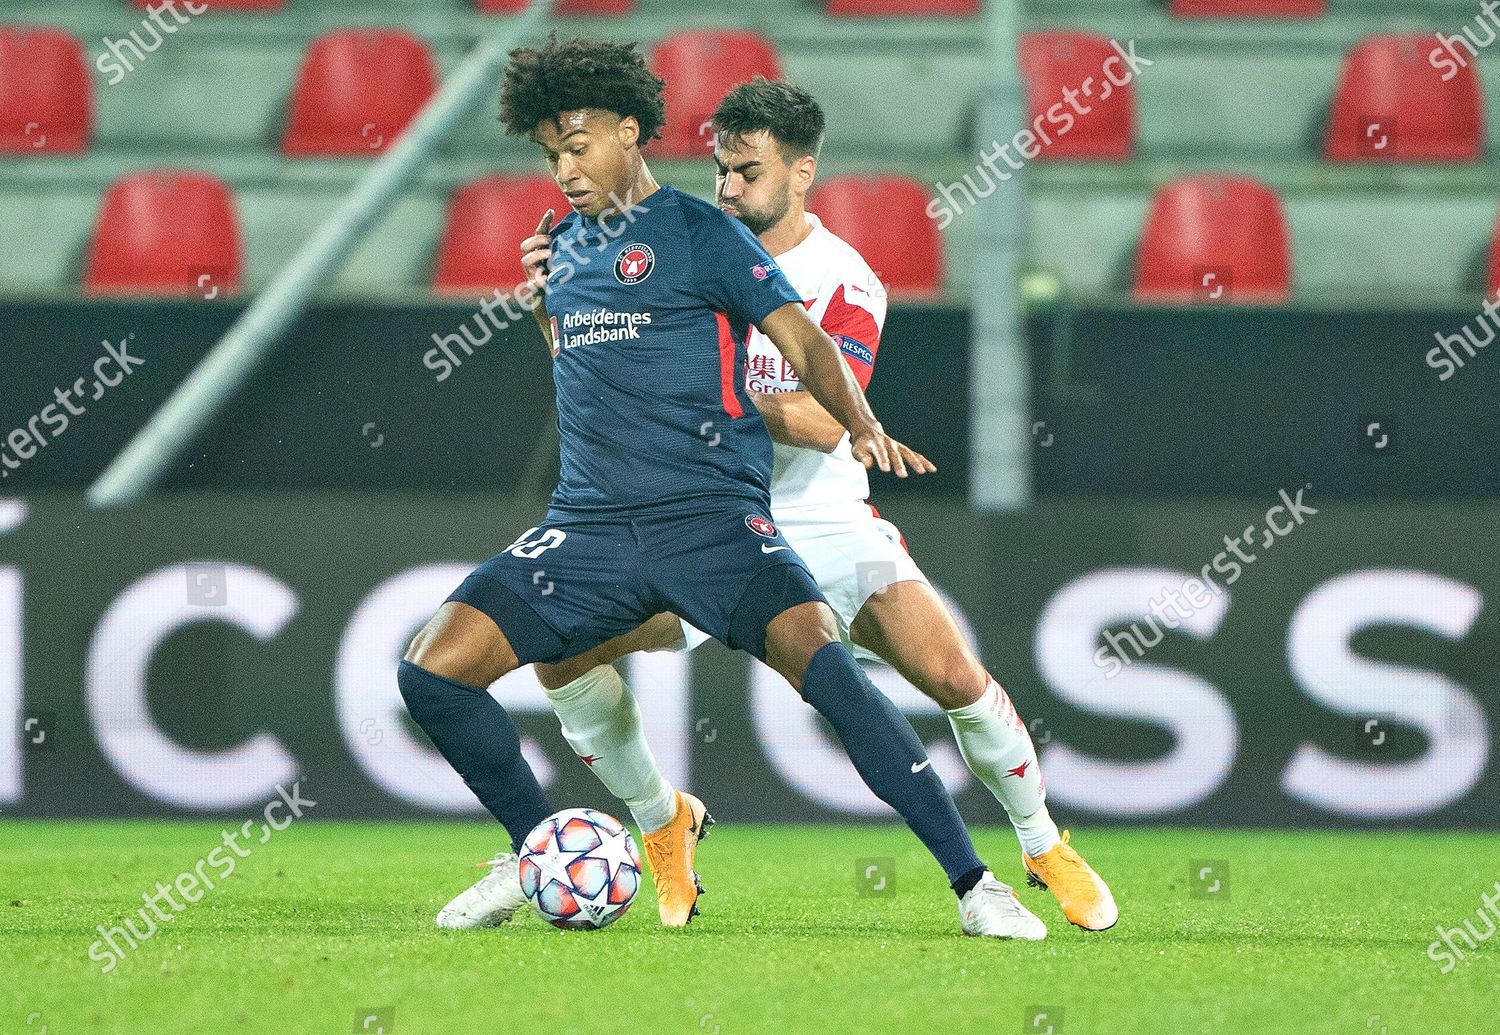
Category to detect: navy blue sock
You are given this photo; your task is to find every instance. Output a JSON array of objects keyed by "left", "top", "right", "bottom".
[
  {"left": 398, "top": 660, "right": 553, "bottom": 852},
  {"left": 799, "top": 642, "right": 987, "bottom": 888}
]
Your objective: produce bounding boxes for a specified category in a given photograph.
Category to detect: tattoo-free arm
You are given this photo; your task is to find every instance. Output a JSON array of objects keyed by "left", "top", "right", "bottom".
[
  {"left": 756, "top": 303, "right": 935, "bottom": 476},
  {"left": 751, "top": 391, "right": 845, "bottom": 452}
]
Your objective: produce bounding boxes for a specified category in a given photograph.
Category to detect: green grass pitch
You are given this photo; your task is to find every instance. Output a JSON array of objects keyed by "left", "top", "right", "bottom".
[{"left": 3, "top": 822, "right": 1496, "bottom": 1034}]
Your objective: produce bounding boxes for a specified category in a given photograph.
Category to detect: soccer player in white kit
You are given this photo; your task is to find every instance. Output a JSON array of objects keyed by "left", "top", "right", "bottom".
[{"left": 441, "top": 79, "right": 1115, "bottom": 936}]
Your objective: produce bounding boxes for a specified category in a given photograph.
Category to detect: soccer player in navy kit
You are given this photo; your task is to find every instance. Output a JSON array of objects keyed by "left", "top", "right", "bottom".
[{"left": 401, "top": 36, "right": 1038, "bottom": 938}]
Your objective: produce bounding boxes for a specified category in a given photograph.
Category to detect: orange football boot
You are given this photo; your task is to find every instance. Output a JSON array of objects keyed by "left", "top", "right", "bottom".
[
  {"left": 642, "top": 791, "right": 713, "bottom": 927},
  {"left": 1022, "top": 830, "right": 1118, "bottom": 931}
]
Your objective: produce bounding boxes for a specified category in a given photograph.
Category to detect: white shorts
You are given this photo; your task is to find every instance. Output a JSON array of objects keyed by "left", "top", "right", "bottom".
[{"left": 680, "top": 500, "right": 929, "bottom": 661}]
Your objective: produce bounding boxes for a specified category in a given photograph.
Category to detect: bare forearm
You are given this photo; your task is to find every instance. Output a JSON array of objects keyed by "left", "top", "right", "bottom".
[
  {"left": 756, "top": 302, "right": 919, "bottom": 476},
  {"left": 794, "top": 341, "right": 881, "bottom": 443},
  {"left": 752, "top": 391, "right": 845, "bottom": 452},
  {"left": 759, "top": 305, "right": 879, "bottom": 438}
]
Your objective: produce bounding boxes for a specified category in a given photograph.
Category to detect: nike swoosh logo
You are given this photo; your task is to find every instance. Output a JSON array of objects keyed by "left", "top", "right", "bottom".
[
  {"left": 761, "top": 544, "right": 790, "bottom": 554},
  {"left": 911, "top": 759, "right": 931, "bottom": 773}
]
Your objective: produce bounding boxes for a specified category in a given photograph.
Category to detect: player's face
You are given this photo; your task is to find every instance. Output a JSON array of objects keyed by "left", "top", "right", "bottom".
[
  {"left": 534, "top": 110, "right": 639, "bottom": 219},
  {"left": 714, "top": 130, "right": 795, "bottom": 236}
]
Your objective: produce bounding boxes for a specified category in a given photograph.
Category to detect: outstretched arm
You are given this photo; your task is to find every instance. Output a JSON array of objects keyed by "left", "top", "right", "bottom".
[
  {"left": 757, "top": 303, "right": 932, "bottom": 477},
  {"left": 753, "top": 390, "right": 936, "bottom": 474},
  {"left": 752, "top": 391, "right": 844, "bottom": 451}
]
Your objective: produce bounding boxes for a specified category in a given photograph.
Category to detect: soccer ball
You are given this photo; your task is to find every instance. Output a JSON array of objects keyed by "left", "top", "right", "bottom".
[{"left": 518, "top": 808, "right": 642, "bottom": 930}]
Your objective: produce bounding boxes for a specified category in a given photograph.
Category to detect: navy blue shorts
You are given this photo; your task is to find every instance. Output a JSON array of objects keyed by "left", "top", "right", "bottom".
[{"left": 447, "top": 503, "right": 825, "bottom": 665}]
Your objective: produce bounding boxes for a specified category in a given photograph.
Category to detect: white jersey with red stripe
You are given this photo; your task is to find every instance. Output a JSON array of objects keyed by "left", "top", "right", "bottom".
[{"left": 746, "top": 212, "right": 888, "bottom": 512}]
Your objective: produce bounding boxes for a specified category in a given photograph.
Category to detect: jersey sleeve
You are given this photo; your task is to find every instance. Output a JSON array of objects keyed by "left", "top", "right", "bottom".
[
  {"left": 686, "top": 206, "right": 805, "bottom": 326},
  {"left": 819, "top": 282, "right": 885, "bottom": 390}
]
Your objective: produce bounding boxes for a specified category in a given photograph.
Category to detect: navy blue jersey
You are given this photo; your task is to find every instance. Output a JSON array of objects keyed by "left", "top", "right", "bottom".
[{"left": 542, "top": 185, "right": 804, "bottom": 513}]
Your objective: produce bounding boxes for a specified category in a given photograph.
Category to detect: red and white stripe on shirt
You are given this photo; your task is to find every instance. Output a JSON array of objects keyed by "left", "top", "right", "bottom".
[{"left": 745, "top": 212, "right": 889, "bottom": 511}]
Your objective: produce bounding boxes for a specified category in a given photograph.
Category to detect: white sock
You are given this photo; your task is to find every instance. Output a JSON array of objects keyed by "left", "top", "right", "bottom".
[
  {"left": 945, "top": 676, "right": 1061, "bottom": 859},
  {"left": 543, "top": 663, "right": 679, "bottom": 834}
]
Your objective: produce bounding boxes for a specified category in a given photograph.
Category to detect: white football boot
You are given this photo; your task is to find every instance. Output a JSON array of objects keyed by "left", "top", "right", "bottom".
[
  {"left": 958, "top": 870, "right": 1048, "bottom": 940},
  {"left": 435, "top": 853, "right": 529, "bottom": 929}
]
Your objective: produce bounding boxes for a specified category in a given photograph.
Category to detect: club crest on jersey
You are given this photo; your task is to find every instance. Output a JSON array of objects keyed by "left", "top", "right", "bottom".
[
  {"left": 745, "top": 514, "right": 777, "bottom": 538},
  {"left": 751, "top": 259, "right": 780, "bottom": 282},
  {"left": 614, "top": 244, "right": 656, "bottom": 285}
]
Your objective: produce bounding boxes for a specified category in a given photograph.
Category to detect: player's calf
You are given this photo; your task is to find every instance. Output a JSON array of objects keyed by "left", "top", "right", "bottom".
[
  {"left": 542, "top": 663, "right": 679, "bottom": 836},
  {"left": 945, "top": 677, "right": 1061, "bottom": 859},
  {"left": 541, "top": 660, "right": 712, "bottom": 927},
  {"left": 850, "top": 583, "right": 1064, "bottom": 860},
  {"left": 399, "top": 659, "right": 553, "bottom": 852},
  {"left": 752, "top": 585, "right": 991, "bottom": 901},
  {"left": 398, "top": 605, "right": 552, "bottom": 856}
]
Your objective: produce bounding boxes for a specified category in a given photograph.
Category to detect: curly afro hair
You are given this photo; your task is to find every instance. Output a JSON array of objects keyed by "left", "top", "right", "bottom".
[{"left": 500, "top": 35, "right": 666, "bottom": 144}]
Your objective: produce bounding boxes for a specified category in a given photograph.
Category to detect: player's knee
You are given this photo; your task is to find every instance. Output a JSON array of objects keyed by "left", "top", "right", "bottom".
[
  {"left": 764, "top": 601, "right": 841, "bottom": 692},
  {"left": 929, "top": 651, "right": 987, "bottom": 710},
  {"left": 541, "top": 663, "right": 624, "bottom": 708},
  {"left": 534, "top": 659, "right": 581, "bottom": 692},
  {"left": 404, "top": 640, "right": 498, "bottom": 689},
  {"left": 404, "top": 609, "right": 510, "bottom": 688},
  {"left": 729, "top": 565, "right": 830, "bottom": 664}
]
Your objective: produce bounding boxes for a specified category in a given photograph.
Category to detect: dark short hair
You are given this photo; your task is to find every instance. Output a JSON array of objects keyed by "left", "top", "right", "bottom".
[
  {"left": 712, "top": 77, "right": 826, "bottom": 161},
  {"left": 500, "top": 34, "right": 666, "bottom": 143}
]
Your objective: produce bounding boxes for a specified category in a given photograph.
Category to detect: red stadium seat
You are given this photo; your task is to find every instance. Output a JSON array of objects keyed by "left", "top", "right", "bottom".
[
  {"left": 476, "top": 0, "right": 635, "bottom": 12},
  {"left": 0, "top": 27, "right": 91, "bottom": 156},
  {"left": 131, "top": 0, "right": 285, "bottom": 9},
  {"left": 1018, "top": 32, "right": 1134, "bottom": 161},
  {"left": 808, "top": 176, "right": 944, "bottom": 300},
  {"left": 650, "top": 31, "right": 783, "bottom": 158},
  {"left": 283, "top": 29, "right": 436, "bottom": 157},
  {"left": 434, "top": 174, "right": 566, "bottom": 297},
  {"left": 1325, "top": 34, "right": 1484, "bottom": 163},
  {"left": 84, "top": 171, "right": 243, "bottom": 298},
  {"left": 826, "top": 0, "right": 980, "bottom": 16},
  {"left": 1170, "top": 0, "right": 1324, "bottom": 16},
  {"left": 1134, "top": 175, "right": 1290, "bottom": 304}
]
